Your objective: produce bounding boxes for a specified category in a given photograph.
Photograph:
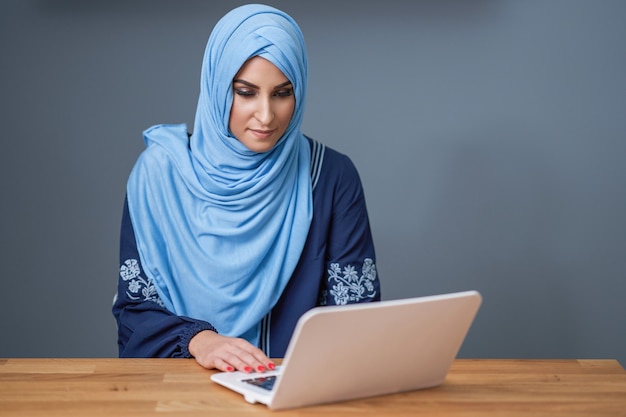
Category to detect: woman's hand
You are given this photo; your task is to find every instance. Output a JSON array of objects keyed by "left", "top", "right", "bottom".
[{"left": 188, "top": 330, "right": 276, "bottom": 373}]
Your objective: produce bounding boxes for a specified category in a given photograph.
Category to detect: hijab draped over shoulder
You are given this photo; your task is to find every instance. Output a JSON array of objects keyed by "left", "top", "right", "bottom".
[{"left": 126, "top": 4, "right": 312, "bottom": 346}]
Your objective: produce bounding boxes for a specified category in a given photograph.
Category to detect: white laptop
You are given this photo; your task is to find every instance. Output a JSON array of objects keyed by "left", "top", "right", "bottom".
[{"left": 211, "top": 290, "right": 482, "bottom": 410}]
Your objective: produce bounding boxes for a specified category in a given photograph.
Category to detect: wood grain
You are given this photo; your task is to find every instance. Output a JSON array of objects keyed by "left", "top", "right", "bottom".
[{"left": 1, "top": 358, "right": 625, "bottom": 416}]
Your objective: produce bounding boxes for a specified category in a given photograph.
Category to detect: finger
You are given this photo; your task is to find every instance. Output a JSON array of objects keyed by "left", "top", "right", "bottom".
[
  {"left": 250, "top": 348, "right": 275, "bottom": 371},
  {"left": 212, "top": 357, "right": 235, "bottom": 373},
  {"left": 222, "top": 350, "right": 261, "bottom": 373},
  {"left": 238, "top": 343, "right": 274, "bottom": 373},
  {"left": 223, "top": 341, "right": 271, "bottom": 373}
]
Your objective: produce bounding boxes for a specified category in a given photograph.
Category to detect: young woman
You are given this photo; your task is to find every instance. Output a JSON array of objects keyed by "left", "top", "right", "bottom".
[{"left": 113, "top": 4, "right": 380, "bottom": 373}]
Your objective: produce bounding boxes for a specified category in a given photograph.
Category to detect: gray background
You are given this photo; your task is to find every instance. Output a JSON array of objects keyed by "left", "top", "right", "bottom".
[{"left": 1, "top": 0, "right": 624, "bottom": 365}]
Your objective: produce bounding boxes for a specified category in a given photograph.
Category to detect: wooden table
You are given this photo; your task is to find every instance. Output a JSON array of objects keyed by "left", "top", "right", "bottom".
[{"left": 1, "top": 358, "right": 625, "bottom": 416}]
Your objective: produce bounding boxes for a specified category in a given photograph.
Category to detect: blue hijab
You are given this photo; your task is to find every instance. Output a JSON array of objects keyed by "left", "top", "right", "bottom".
[{"left": 126, "top": 4, "right": 312, "bottom": 346}]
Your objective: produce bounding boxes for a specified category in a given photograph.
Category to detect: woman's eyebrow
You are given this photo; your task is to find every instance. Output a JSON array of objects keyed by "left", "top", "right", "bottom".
[
  {"left": 233, "top": 79, "right": 292, "bottom": 89},
  {"left": 274, "top": 80, "right": 293, "bottom": 89}
]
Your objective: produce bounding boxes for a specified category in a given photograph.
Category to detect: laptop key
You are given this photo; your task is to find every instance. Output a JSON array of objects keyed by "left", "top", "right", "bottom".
[{"left": 242, "top": 375, "right": 277, "bottom": 391}]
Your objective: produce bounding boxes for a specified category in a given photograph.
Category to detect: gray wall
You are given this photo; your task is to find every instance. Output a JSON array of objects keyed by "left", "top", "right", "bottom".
[{"left": 1, "top": 1, "right": 624, "bottom": 364}]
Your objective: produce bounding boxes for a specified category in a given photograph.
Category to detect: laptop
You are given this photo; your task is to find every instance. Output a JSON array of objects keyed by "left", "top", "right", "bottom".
[{"left": 211, "top": 290, "right": 482, "bottom": 410}]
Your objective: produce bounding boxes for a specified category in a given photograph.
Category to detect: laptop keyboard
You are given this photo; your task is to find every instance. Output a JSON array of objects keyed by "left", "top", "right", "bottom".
[{"left": 242, "top": 375, "right": 277, "bottom": 391}]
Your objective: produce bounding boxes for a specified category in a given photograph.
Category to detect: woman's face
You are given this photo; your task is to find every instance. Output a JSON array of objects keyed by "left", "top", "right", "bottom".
[{"left": 228, "top": 56, "right": 295, "bottom": 153}]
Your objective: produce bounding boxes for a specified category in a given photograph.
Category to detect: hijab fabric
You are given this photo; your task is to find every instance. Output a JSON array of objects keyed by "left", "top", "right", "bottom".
[{"left": 126, "top": 4, "right": 312, "bottom": 346}]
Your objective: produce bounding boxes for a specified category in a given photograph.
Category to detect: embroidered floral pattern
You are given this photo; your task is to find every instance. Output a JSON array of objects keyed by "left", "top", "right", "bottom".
[
  {"left": 321, "top": 258, "right": 377, "bottom": 305},
  {"left": 120, "top": 259, "right": 164, "bottom": 307}
]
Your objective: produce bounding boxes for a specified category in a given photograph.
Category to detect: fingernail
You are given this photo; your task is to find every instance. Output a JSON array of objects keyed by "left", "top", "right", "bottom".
[
  {"left": 267, "top": 363, "right": 276, "bottom": 370},
  {"left": 257, "top": 365, "right": 265, "bottom": 372},
  {"left": 226, "top": 366, "right": 234, "bottom": 372},
  {"left": 244, "top": 366, "right": 253, "bottom": 373}
]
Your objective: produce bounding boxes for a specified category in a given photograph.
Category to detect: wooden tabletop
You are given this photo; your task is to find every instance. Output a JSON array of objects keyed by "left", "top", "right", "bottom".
[{"left": 1, "top": 358, "right": 625, "bottom": 416}]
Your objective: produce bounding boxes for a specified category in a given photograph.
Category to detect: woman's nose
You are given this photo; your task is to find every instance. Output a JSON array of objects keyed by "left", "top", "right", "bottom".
[{"left": 254, "top": 97, "right": 274, "bottom": 125}]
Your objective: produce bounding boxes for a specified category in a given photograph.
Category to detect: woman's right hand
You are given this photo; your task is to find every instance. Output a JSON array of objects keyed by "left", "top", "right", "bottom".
[{"left": 188, "top": 330, "right": 276, "bottom": 373}]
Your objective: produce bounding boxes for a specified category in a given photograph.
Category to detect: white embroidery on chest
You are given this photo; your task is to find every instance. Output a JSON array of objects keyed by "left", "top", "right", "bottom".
[
  {"left": 322, "top": 258, "right": 377, "bottom": 305},
  {"left": 120, "top": 259, "right": 164, "bottom": 307}
]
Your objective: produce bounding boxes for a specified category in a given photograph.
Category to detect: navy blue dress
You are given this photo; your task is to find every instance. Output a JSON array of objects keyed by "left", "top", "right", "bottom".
[{"left": 112, "top": 138, "right": 380, "bottom": 358}]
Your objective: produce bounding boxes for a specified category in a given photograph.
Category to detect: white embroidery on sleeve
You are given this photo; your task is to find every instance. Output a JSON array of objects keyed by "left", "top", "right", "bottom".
[
  {"left": 321, "top": 258, "right": 377, "bottom": 305},
  {"left": 120, "top": 259, "right": 164, "bottom": 307}
]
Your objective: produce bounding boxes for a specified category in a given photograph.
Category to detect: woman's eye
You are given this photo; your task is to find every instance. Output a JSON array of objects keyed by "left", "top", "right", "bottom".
[
  {"left": 275, "top": 89, "right": 293, "bottom": 98},
  {"left": 234, "top": 89, "right": 255, "bottom": 97}
]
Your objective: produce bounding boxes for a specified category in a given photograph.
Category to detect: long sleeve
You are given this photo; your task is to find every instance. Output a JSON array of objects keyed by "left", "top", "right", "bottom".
[
  {"left": 317, "top": 148, "right": 381, "bottom": 306},
  {"left": 112, "top": 197, "right": 216, "bottom": 358}
]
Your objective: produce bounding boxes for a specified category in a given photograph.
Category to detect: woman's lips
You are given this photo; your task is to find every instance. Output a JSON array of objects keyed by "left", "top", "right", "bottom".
[{"left": 250, "top": 129, "right": 276, "bottom": 139}]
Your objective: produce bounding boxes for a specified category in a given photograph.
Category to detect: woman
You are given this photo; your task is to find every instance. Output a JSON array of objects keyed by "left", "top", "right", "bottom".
[{"left": 112, "top": 4, "right": 380, "bottom": 373}]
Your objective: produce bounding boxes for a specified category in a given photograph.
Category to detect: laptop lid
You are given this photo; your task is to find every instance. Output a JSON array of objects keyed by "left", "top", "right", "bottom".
[{"left": 211, "top": 290, "right": 482, "bottom": 410}]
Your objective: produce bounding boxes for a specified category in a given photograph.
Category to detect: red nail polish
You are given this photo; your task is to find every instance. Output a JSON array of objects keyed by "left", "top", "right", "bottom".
[
  {"left": 257, "top": 365, "right": 265, "bottom": 372},
  {"left": 226, "top": 366, "right": 234, "bottom": 372},
  {"left": 268, "top": 363, "right": 276, "bottom": 370},
  {"left": 244, "top": 366, "right": 253, "bottom": 373}
]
